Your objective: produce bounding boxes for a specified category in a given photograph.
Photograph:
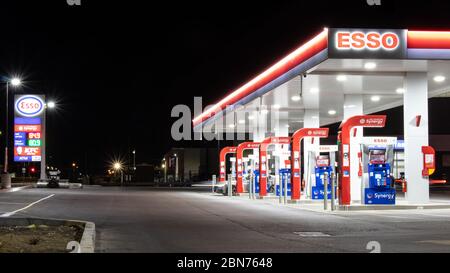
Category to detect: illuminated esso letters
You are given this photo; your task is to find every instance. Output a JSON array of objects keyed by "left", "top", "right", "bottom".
[
  {"left": 15, "top": 96, "right": 45, "bottom": 117},
  {"left": 336, "top": 31, "right": 400, "bottom": 51}
]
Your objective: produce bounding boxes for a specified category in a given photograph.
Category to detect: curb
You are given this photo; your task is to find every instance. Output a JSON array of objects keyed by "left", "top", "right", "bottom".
[
  {"left": 77, "top": 221, "right": 95, "bottom": 253},
  {"left": 223, "top": 193, "right": 450, "bottom": 213},
  {"left": 0, "top": 185, "right": 33, "bottom": 193},
  {"left": 36, "top": 182, "right": 83, "bottom": 189},
  {"left": 0, "top": 217, "right": 95, "bottom": 253},
  {"left": 338, "top": 204, "right": 450, "bottom": 211}
]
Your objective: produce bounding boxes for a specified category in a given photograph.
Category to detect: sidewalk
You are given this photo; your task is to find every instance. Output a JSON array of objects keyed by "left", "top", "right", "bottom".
[{"left": 216, "top": 192, "right": 450, "bottom": 213}]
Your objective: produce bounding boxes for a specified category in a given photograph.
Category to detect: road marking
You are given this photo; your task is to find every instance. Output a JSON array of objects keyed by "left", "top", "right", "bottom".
[
  {"left": 0, "top": 194, "right": 55, "bottom": 217},
  {"left": 418, "top": 240, "right": 450, "bottom": 246},
  {"left": 375, "top": 214, "right": 423, "bottom": 220},
  {"left": 294, "top": 232, "right": 331, "bottom": 237}
]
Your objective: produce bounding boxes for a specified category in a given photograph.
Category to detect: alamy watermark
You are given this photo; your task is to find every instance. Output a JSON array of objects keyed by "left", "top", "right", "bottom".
[
  {"left": 366, "top": 241, "right": 381, "bottom": 253},
  {"left": 367, "top": 0, "right": 382, "bottom": 6},
  {"left": 67, "top": 0, "right": 81, "bottom": 6},
  {"left": 171, "top": 97, "right": 287, "bottom": 142}
]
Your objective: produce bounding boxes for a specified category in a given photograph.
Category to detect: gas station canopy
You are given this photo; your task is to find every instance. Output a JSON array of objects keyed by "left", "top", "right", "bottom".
[{"left": 193, "top": 28, "right": 450, "bottom": 133}]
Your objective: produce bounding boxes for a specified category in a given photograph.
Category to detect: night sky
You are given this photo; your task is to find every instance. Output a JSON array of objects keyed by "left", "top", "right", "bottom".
[{"left": 1, "top": 0, "right": 450, "bottom": 175}]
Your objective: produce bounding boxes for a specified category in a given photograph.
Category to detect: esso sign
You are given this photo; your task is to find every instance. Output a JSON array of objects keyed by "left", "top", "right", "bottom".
[
  {"left": 15, "top": 96, "right": 45, "bottom": 117},
  {"left": 329, "top": 28, "right": 407, "bottom": 59},
  {"left": 336, "top": 31, "right": 400, "bottom": 50}
]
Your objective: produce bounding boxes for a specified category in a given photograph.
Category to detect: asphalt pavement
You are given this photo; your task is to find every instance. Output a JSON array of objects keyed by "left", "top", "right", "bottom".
[{"left": 1, "top": 185, "right": 450, "bottom": 253}]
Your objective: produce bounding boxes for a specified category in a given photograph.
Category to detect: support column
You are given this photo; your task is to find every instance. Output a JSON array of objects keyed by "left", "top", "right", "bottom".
[
  {"left": 303, "top": 109, "right": 320, "bottom": 198},
  {"left": 343, "top": 95, "right": 364, "bottom": 203},
  {"left": 251, "top": 109, "right": 265, "bottom": 142},
  {"left": 404, "top": 72, "right": 429, "bottom": 204},
  {"left": 274, "top": 118, "right": 289, "bottom": 170}
]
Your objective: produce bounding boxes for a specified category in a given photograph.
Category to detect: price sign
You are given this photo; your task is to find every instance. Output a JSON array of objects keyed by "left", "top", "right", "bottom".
[
  {"left": 28, "top": 139, "right": 41, "bottom": 147},
  {"left": 13, "top": 95, "right": 45, "bottom": 163},
  {"left": 29, "top": 132, "right": 41, "bottom": 139}
]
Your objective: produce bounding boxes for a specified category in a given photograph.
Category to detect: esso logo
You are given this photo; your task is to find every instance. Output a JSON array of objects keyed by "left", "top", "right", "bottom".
[
  {"left": 15, "top": 96, "right": 44, "bottom": 117},
  {"left": 336, "top": 31, "right": 400, "bottom": 51}
]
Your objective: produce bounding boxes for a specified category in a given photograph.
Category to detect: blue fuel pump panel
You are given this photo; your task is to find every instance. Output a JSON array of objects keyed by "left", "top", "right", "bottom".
[
  {"left": 253, "top": 170, "right": 260, "bottom": 193},
  {"left": 364, "top": 163, "right": 396, "bottom": 205},
  {"left": 276, "top": 169, "right": 291, "bottom": 196},
  {"left": 312, "top": 166, "right": 334, "bottom": 200}
]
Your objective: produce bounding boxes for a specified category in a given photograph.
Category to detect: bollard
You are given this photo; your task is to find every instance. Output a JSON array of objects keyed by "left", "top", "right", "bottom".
[
  {"left": 212, "top": 175, "right": 216, "bottom": 194},
  {"left": 253, "top": 174, "right": 256, "bottom": 200},
  {"left": 249, "top": 174, "right": 253, "bottom": 200},
  {"left": 324, "top": 172, "right": 328, "bottom": 211},
  {"left": 284, "top": 173, "right": 288, "bottom": 205},
  {"left": 228, "top": 175, "right": 232, "bottom": 197},
  {"left": 277, "top": 175, "right": 282, "bottom": 204},
  {"left": 331, "top": 172, "right": 336, "bottom": 211}
]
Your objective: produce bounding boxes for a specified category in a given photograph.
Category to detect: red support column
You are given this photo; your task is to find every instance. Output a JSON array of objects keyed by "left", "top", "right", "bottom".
[
  {"left": 338, "top": 115, "right": 387, "bottom": 205},
  {"left": 259, "top": 137, "right": 291, "bottom": 197},
  {"left": 219, "top": 147, "right": 237, "bottom": 182},
  {"left": 291, "top": 128, "right": 329, "bottom": 200},
  {"left": 236, "top": 142, "right": 260, "bottom": 193}
]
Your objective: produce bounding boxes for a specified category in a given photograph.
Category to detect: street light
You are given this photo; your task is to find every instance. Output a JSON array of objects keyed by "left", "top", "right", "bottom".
[
  {"left": 10, "top": 78, "right": 21, "bottom": 87},
  {"left": 47, "top": 101, "right": 56, "bottom": 109},
  {"left": 3, "top": 78, "right": 22, "bottom": 179},
  {"left": 113, "top": 161, "right": 124, "bottom": 186},
  {"left": 113, "top": 162, "right": 122, "bottom": 171}
]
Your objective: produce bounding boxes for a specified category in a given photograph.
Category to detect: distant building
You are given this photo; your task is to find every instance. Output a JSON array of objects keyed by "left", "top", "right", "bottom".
[
  {"left": 135, "top": 163, "right": 155, "bottom": 183},
  {"left": 160, "top": 148, "right": 219, "bottom": 183}
]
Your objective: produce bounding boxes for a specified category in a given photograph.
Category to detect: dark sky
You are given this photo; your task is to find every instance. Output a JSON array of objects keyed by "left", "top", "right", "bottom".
[{"left": 1, "top": 0, "right": 450, "bottom": 175}]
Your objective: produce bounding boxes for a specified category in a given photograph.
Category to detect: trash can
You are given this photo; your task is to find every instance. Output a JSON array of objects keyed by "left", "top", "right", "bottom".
[{"left": 1, "top": 173, "right": 12, "bottom": 189}]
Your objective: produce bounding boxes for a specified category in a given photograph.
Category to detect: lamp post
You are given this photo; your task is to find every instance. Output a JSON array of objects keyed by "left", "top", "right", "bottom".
[
  {"left": 174, "top": 153, "right": 179, "bottom": 182},
  {"left": 40, "top": 101, "right": 56, "bottom": 181},
  {"left": 113, "top": 162, "right": 123, "bottom": 186},
  {"left": 132, "top": 150, "right": 136, "bottom": 171},
  {"left": 3, "top": 78, "right": 21, "bottom": 174},
  {"left": 1, "top": 78, "right": 21, "bottom": 189}
]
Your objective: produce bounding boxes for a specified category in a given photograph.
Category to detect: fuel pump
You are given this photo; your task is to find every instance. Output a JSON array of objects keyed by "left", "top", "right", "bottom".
[
  {"left": 276, "top": 161, "right": 292, "bottom": 197},
  {"left": 308, "top": 146, "right": 338, "bottom": 200},
  {"left": 364, "top": 150, "right": 395, "bottom": 204},
  {"left": 259, "top": 137, "right": 291, "bottom": 197},
  {"left": 236, "top": 142, "right": 260, "bottom": 194},
  {"left": 219, "top": 147, "right": 237, "bottom": 183},
  {"left": 245, "top": 154, "right": 260, "bottom": 193},
  {"left": 312, "top": 155, "right": 334, "bottom": 200},
  {"left": 360, "top": 137, "right": 397, "bottom": 205},
  {"left": 337, "top": 115, "right": 387, "bottom": 206},
  {"left": 242, "top": 157, "right": 251, "bottom": 190}
]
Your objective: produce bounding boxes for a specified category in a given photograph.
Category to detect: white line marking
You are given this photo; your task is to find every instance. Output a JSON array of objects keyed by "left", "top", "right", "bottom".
[
  {"left": 294, "top": 232, "right": 331, "bottom": 237},
  {"left": 0, "top": 194, "right": 55, "bottom": 217}
]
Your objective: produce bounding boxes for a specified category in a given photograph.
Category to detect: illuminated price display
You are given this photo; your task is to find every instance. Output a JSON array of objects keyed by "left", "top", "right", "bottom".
[
  {"left": 28, "top": 139, "right": 41, "bottom": 147},
  {"left": 13, "top": 95, "right": 45, "bottom": 163},
  {"left": 29, "top": 132, "right": 41, "bottom": 139}
]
